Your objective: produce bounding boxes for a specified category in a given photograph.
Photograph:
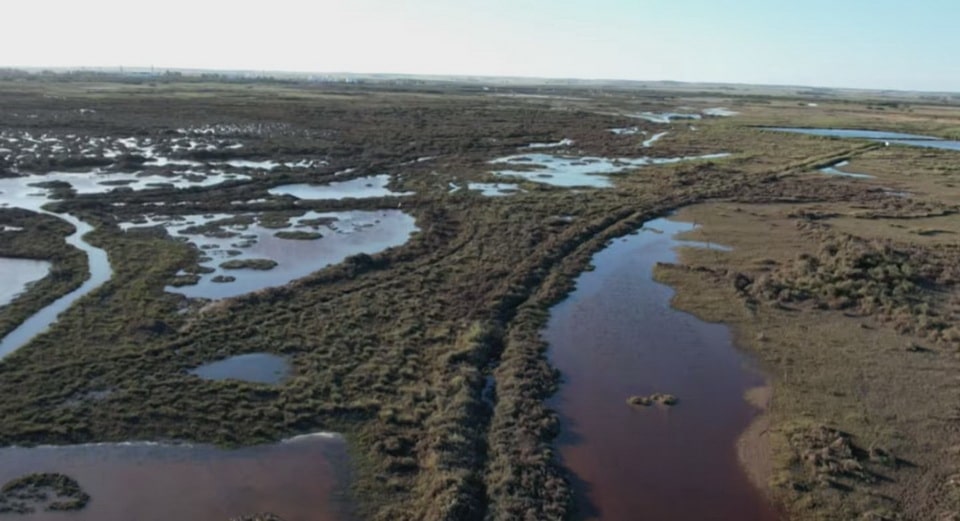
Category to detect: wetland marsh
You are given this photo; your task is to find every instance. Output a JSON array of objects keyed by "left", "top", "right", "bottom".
[{"left": 0, "top": 76, "right": 957, "bottom": 521}]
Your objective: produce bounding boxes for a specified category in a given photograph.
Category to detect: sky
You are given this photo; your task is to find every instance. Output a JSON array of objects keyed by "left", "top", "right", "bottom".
[{"left": 2, "top": 0, "right": 958, "bottom": 92}]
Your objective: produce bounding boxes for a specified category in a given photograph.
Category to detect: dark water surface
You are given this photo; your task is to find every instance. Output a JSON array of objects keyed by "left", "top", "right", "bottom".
[
  {"left": 0, "top": 433, "right": 352, "bottom": 521},
  {"left": 546, "top": 218, "right": 779, "bottom": 521}
]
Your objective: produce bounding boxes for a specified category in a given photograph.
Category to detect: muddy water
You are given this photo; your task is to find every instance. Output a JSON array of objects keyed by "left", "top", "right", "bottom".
[
  {"left": 547, "top": 218, "right": 778, "bottom": 521},
  {"left": 0, "top": 433, "right": 352, "bottom": 521}
]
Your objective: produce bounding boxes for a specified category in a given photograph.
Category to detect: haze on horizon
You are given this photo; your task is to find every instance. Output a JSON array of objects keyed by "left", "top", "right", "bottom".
[{"left": 2, "top": 0, "right": 958, "bottom": 92}]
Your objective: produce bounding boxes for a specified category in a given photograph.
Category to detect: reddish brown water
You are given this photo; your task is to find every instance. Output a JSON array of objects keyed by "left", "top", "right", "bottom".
[
  {"left": 0, "top": 433, "right": 352, "bottom": 521},
  {"left": 546, "top": 218, "right": 780, "bottom": 521}
]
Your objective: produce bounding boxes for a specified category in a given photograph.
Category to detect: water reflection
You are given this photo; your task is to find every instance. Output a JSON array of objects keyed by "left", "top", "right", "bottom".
[
  {"left": 0, "top": 433, "right": 352, "bottom": 521},
  {"left": 547, "top": 218, "right": 777, "bottom": 520},
  {"left": 122, "top": 210, "right": 418, "bottom": 300},
  {"left": 268, "top": 175, "right": 413, "bottom": 200},
  {"left": 0, "top": 259, "right": 50, "bottom": 307}
]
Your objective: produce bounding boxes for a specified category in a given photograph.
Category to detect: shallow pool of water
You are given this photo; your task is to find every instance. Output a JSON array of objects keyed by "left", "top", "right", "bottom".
[
  {"left": 490, "top": 153, "right": 729, "bottom": 188},
  {"left": 643, "top": 132, "right": 669, "bottom": 148},
  {"left": 466, "top": 182, "right": 522, "bottom": 196},
  {"left": 630, "top": 112, "right": 702, "bottom": 124},
  {"left": 269, "top": 175, "right": 413, "bottom": 200},
  {"left": 189, "top": 353, "right": 292, "bottom": 384},
  {"left": 703, "top": 107, "right": 739, "bottom": 117},
  {"left": 0, "top": 170, "right": 247, "bottom": 197},
  {"left": 123, "top": 210, "right": 418, "bottom": 299},
  {"left": 0, "top": 259, "right": 51, "bottom": 307},
  {"left": 818, "top": 160, "right": 874, "bottom": 179},
  {"left": 0, "top": 433, "right": 352, "bottom": 521},
  {"left": 525, "top": 138, "right": 575, "bottom": 149},
  {"left": 547, "top": 218, "right": 777, "bottom": 521}
]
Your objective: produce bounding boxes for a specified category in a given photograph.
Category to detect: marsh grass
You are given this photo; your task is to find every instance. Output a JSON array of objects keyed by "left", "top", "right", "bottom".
[
  {"left": 0, "top": 472, "right": 89, "bottom": 514},
  {"left": 658, "top": 202, "right": 960, "bottom": 520}
]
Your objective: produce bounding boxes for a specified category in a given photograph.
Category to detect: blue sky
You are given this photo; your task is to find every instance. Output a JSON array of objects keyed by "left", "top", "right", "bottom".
[{"left": 2, "top": 0, "right": 958, "bottom": 91}]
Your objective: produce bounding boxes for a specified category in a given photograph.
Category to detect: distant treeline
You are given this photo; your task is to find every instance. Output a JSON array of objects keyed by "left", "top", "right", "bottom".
[{"left": 0, "top": 68, "right": 321, "bottom": 86}]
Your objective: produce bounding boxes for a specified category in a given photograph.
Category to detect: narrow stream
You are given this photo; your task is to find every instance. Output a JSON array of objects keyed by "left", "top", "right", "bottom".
[
  {"left": 0, "top": 211, "right": 111, "bottom": 359},
  {"left": 547, "top": 217, "right": 778, "bottom": 521}
]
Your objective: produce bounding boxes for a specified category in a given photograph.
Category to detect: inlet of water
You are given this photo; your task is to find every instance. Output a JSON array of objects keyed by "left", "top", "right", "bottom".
[
  {"left": 768, "top": 127, "right": 960, "bottom": 151},
  {"left": 547, "top": 217, "right": 778, "bottom": 521}
]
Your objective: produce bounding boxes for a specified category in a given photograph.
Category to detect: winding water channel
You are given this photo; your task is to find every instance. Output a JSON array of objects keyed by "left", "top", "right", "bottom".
[
  {"left": 0, "top": 176, "right": 113, "bottom": 358},
  {"left": 547, "top": 217, "right": 778, "bottom": 520}
]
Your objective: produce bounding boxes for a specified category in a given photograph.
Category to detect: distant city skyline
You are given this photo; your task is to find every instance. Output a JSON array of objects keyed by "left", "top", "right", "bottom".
[{"left": 3, "top": 0, "right": 958, "bottom": 92}]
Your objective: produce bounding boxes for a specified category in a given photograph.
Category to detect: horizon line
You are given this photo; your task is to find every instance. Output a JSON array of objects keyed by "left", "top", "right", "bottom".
[{"left": 2, "top": 64, "right": 958, "bottom": 97}]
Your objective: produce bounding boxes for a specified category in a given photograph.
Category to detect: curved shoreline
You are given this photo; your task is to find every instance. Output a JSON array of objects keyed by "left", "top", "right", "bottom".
[{"left": 738, "top": 385, "right": 775, "bottom": 500}]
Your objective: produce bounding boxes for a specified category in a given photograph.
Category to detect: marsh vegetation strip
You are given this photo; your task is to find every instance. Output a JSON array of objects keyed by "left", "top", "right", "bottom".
[
  {"left": 0, "top": 213, "right": 110, "bottom": 359},
  {"left": 0, "top": 434, "right": 352, "bottom": 521},
  {"left": 0, "top": 259, "right": 50, "bottom": 307},
  {"left": 547, "top": 217, "right": 778, "bottom": 521}
]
